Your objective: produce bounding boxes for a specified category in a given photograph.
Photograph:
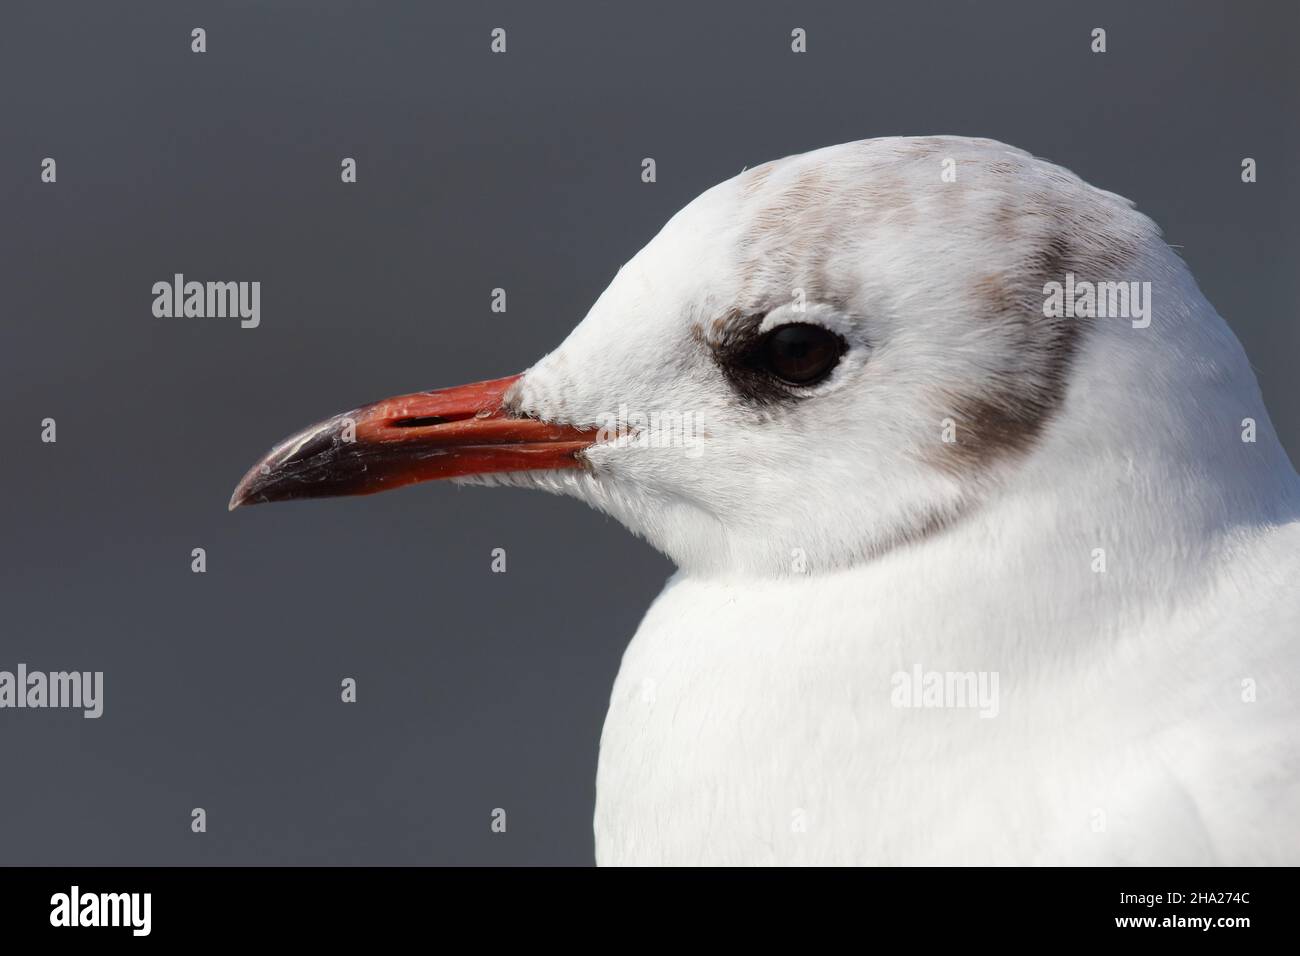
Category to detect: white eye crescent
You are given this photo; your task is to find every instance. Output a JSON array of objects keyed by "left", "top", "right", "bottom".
[{"left": 757, "top": 302, "right": 859, "bottom": 337}]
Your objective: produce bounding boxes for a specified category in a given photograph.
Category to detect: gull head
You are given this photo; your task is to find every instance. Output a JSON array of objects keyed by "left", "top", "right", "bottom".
[{"left": 232, "top": 136, "right": 1267, "bottom": 576}]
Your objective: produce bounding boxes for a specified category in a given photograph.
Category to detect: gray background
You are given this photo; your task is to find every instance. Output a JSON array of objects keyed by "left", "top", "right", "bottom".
[{"left": 1, "top": 0, "right": 1295, "bottom": 865}]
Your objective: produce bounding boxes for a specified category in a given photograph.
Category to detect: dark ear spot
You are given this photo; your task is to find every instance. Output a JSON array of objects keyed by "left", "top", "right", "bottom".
[
  {"left": 932, "top": 158, "right": 1153, "bottom": 476},
  {"left": 1029, "top": 233, "right": 1074, "bottom": 291},
  {"left": 937, "top": 386, "right": 1071, "bottom": 476},
  {"left": 931, "top": 229, "right": 1085, "bottom": 474}
]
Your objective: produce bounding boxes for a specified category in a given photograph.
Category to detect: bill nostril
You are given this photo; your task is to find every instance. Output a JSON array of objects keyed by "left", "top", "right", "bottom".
[{"left": 391, "top": 415, "right": 452, "bottom": 428}]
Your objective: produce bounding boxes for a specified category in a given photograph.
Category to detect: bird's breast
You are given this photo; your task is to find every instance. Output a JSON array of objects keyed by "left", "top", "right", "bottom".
[{"left": 591, "top": 572, "right": 1049, "bottom": 865}]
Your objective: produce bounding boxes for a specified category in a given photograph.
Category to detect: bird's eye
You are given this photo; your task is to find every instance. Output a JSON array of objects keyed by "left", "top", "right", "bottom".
[{"left": 759, "top": 323, "right": 847, "bottom": 385}]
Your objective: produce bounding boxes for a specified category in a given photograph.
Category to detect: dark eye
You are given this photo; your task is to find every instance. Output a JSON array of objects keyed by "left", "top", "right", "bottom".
[{"left": 759, "top": 323, "right": 846, "bottom": 385}]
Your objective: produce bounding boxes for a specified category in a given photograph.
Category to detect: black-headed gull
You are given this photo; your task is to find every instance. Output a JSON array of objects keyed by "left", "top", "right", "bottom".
[{"left": 231, "top": 137, "right": 1300, "bottom": 865}]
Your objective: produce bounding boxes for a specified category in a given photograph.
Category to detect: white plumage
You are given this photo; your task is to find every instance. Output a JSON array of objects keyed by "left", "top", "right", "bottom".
[{"left": 485, "top": 137, "right": 1300, "bottom": 865}]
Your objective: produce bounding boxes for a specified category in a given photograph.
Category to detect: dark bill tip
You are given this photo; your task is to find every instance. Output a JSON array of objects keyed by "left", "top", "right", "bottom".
[{"left": 228, "top": 374, "right": 599, "bottom": 510}]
